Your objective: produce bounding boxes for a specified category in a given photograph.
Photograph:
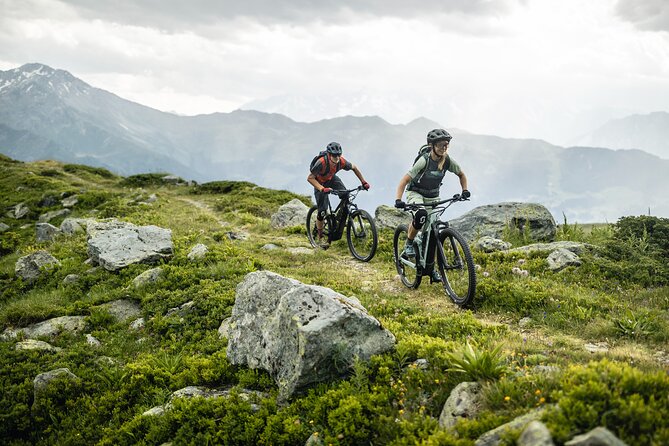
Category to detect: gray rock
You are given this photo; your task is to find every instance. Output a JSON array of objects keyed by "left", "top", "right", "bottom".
[
  {"left": 161, "top": 175, "right": 183, "bottom": 185},
  {"left": 85, "top": 334, "right": 101, "bottom": 347},
  {"left": 374, "top": 205, "right": 411, "bottom": 230},
  {"left": 60, "top": 218, "right": 92, "bottom": 235},
  {"left": 62, "top": 274, "right": 80, "bottom": 285},
  {"left": 450, "top": 202, "right": 557, "bottom": 243},
  {"left": 98, "top": 299, "right": 142, "bottom": 323},
  {"left": 475, "top": 407, "right": 548, "bottom": 446},
  {"left": 508, "top": 241, "right": 590, "bottom": 255},
  {"left": 305, "top": 432, "right": 324, "bottom": 446},
  {"left": 38, "top": 209, "right": 71, "bottom": 223},
  {"left": 565, "top": 427, "right": 628, "bottom": 446},
  {"left": 0, "top": 222, "right": 10, "bottom": 232},
  {"left": 547, "top": 248, "right": 582, "bottom": 272},
  {"left": 87, "top": 220, "right": 173, "bottom": 271},
  {"left": 518, "top": 421, "right": 555, "bottom": 446},
  {"left": 129, "top": 318, "right": 145, "bottom": 331},
  {"left": 166, "top": 301, "right": 195, "bottom": 317},
  {"left": 262, "top": 243, "right": 279, "bottom": 250},
  {"left": 227, "top": 230, "right": 249, "bottom": 241},
  {"left": 439, "top": 382, "right": 483, "bottom": 428},
  {"left": 132, "top": 267, "right": 164, "bottom": 288},
  {"left": 15, "top": 339, "right": 62, "bottom": 353},
  {"left": 226, "top": 271, "right": 396, "bottom": 400},
  {"left": 61, "top": 195, "right": 78, "bottom": 208},
  {"left": 187, "top": 243, "right": 208, "bottom": 261},
  {"left": 2, "top": 315, "right": 86, "bottom": 340},
  {"left": 142, "top": 406, "right": 166, "bottom": 417},
  {"left": 10, "top": 202, "right": 30, "bottom": 219},
  {"left": 270, "top": 199, "right": 309, "bottom": 229},
  {"left": 36, "top": 222, "right": 61, "bottom": 242},
  {"left": 15, "top": 250, "right": 60, "bottom": 283},
  {"left": 475, "top": 236, "right": 512, "bottom": 253},
  {"left": 33, "top": 368, "right": 79, "bottom": 396}
]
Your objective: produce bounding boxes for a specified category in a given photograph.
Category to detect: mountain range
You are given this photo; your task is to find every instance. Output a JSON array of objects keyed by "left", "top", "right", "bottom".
[{"left": 1, "top": 63, "right": 668, "bottom": 223}]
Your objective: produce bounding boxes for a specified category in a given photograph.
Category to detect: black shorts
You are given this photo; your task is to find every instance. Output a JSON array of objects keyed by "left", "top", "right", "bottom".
[{"left": 314, "top": 175, "right": 346, "bottom": 215}]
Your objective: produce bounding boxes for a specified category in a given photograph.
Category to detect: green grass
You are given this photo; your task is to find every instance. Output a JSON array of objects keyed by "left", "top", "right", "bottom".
[{"left": 0, "top": 155, "right": 668, "bottom": 445}]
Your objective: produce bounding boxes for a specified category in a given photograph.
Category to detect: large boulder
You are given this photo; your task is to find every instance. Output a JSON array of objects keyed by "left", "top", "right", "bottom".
[
  {"left": 374, "top": 205, "right": 411, "bottom": 230},
  {"left": 87, "top": 220, "right": 173, "bottom": 271},
  {"left": 270, "top": 199, "right": 309, "bottom": 229},
  {"left": 36, "top": 223, "right": 60, "bottom": 242},
  {"left": 450, "top": 202, "right": 557, "bottom": 243},
  {"left": 15, "top": 250, "right": 60, "bottom": 283},
  {"left": 227, "top": 271, "right": 396, "bottom": 400}
]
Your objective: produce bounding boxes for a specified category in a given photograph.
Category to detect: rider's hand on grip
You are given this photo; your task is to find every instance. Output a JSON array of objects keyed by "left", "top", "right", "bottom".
[
  {"left": 362, "top": 181, "right": 370, "bottom": 190},
  {"left": 395, "top": 199, "right": 406, "bottom": 209},
  {"left": 322, "top": 187, "right": 332, "bottom": 194},
  {"left": 461, "top": 189, "right": 471, "bottom": 199}
]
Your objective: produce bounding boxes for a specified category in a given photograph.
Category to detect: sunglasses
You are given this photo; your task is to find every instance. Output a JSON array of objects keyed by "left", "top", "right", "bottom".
[{"left": 435, "top": 141, "right": 450, "bottom": 149}]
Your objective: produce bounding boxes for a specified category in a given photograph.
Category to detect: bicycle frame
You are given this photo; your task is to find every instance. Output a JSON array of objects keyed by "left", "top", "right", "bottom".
[
  {"left": 398, "top": 196, "right": 461, "bottom": 278},
  {"left": 325, "top": 187, "right": 361, "bottom": 242}
]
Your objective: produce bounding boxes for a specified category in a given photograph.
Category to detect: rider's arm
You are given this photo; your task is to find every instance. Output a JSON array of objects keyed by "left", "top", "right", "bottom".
[
  {"left": 350, "top": 163, "right": 368, "bottom": 185},
  {"left": 307, "top": 173, "right": 326, "bottom": 192},
  {"left": 457, "top": 171, "right": 468, "bottom": 192},
  {"left": 395, "top": 174, "right": 412, "bottom": 201}
]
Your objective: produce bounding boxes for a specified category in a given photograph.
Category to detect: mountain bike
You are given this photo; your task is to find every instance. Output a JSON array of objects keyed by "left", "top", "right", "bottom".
[
  {"left": 306, "top": 186, "right": 378, "bottom": 262},
  {"left": 393, "top": 194, "right": 476, "bottom": 307}
]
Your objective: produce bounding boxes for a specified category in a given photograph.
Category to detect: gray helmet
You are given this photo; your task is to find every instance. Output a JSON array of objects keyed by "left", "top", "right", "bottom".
[
  {"left": 326, "top": 142, "right": 342, "bottom": 155},
  {"left": 427, "top": 129, "right": 452, "bottom": 145}
]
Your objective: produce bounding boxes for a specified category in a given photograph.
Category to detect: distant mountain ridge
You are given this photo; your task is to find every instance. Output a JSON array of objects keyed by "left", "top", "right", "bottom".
[
  {"left": 1, "top": 63, "right": 668, "bottom": 222},
  {"left": 573, "top": 111, "right": 669, "bottom": 160}
]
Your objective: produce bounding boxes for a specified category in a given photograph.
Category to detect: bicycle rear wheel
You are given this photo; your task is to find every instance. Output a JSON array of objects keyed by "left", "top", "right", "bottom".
[
  {"left": 346, "top": 210, "right": 378, "bottom": 262},
  {"left": 437, "top": 228, "right": 476, "bottom": 307},
  {"left": 393, "top": 224, "right": 421, "bottom": 288},
  {"left": 306, "top": 206, "right": 331, "bottom": 249}
]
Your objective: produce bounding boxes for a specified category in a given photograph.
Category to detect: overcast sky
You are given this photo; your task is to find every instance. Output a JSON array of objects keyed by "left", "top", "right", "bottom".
[{"left": 1, "top": 0, "right": 668, "bottom": 145}]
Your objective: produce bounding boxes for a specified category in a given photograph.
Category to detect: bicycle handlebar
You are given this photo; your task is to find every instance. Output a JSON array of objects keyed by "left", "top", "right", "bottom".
[
  {"left": 330, "top": 186, "right": 365, "bottom": 197},
  {"left": 402, "top": 193, "right": 470, "bottom": 211}
]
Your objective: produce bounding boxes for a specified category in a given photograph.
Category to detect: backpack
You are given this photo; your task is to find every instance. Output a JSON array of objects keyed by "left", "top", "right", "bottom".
[{"left": 309, "top": 151, "right": 329, "bottom": 175}]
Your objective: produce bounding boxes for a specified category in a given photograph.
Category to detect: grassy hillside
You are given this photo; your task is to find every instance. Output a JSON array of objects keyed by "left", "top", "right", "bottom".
[{"left": 1, "top": 155, "right": 668, "bottom": 445}]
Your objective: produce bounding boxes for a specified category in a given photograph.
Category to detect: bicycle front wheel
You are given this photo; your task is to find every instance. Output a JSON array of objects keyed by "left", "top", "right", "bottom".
[
  {"left": 306, "top": 206, "right": 331, "bottom": 249},
  {"left": 437, "top": 228, "right": 476, "bottom": 307},
  {"left": 393, "top": 224, "right": 421, "bottom": 288},
  {"left": 346, "top": 210, "right": 378, "bottom": 262}
]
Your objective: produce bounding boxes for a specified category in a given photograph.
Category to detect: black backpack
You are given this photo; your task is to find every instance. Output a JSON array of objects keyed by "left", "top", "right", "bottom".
[{"left": 309, "top": 151, "right": 329, "bottom": 174}]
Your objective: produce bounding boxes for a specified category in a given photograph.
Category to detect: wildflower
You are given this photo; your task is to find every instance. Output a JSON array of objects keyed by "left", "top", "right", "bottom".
[
  {"left": 504, "top": 396, "right": 511, "bottom": 402},
  {"left": 539, "top": 397, "right": 545, "bottom": 404},
  {"left": 434, "top": 379, "right": 440, "bottom": 384},
  {"left": 399, "top": 409, "right": 404, "bottom": 415},
  {"left": 483, "top": 271, "right": 490, "bottom": 277},
  {"left": 535, "top": 389, "right": 542, "bottom": 395}
]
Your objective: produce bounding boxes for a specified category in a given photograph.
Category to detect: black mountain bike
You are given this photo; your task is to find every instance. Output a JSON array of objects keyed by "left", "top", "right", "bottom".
[
  {"left": 393, "top": 194, "right": 476, "bottom": 307},
  {"left": 306, "top": 186, "right": 378, "bottom": 262}
]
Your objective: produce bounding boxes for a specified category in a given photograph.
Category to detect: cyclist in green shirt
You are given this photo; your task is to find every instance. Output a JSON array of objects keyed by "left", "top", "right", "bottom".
[{"left": 394, "top": 129, "right": 470, "bottom": 280}]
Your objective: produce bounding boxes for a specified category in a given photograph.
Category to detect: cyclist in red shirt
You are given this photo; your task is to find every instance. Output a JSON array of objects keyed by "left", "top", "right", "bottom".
[{"left": 307, "top": 142, "right": 370, "bottom": 242}]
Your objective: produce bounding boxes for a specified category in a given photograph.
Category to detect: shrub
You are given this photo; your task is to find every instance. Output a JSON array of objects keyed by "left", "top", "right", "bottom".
[
  {"left": 119, "top": 173, "right": 175, "bottom": 187},
  {"left": 445, "top": 341, "right": 508, "bottom": 381},
  {"left": 64, "top": 163, "right": 116, "bottom": 179}
]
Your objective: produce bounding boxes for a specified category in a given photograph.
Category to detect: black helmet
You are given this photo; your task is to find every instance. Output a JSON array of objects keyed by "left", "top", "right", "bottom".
[
  {"left": 427, "top": 129, "right": 452, "bottom": 145},
  {"left": 326, "top": 142, "right": 342, "bottom": 155}
]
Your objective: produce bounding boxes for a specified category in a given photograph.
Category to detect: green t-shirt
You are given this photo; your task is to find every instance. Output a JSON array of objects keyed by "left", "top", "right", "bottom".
[{"left": 407, "top": 155, "right": 461, "bottom": 179}]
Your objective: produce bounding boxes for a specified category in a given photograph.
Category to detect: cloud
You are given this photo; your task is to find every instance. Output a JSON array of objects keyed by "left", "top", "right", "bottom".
[
  {"left": 56, "top": 0, "right": 520, "bottom": 30},
  {"left": 615, "top": 0, "right": 669, "bottom": 32}
]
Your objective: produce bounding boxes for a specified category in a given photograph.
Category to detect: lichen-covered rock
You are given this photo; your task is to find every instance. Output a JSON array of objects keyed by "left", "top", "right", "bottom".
[
  {"left": 132, "top": 267, "right": 164, "bottom": 288},
  {"left": 547, "top": 248, "right": 582, "bottom": 272},
  {"left": 227, "top": 271, "right": 396, "bottom": 400},
  {"left": 270, "top": 199, "right": 309, "bottom": 229},
  {"left": 36, "top": 222, "right": 60, "bottom": 242},
  {"left": 15, "top": 250, "right": 60, "bottom": 283},
  {"left": 450, "top": 202, "right": 557, "bottom": 243},
  {"left": 374, "top": 205, "right": 411, "bottom": 230},
  {"left": 439, "top": 381, "right": 483, "bottom": 428},
  {"left": 2, "top": 315, "right": 86, "bottom": 340},
  {"left": 87, "top": 220, "right": 173, "bottom": 271},
  {"left": 187, "top": 243, "right": 208, "bottom": 261}
]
